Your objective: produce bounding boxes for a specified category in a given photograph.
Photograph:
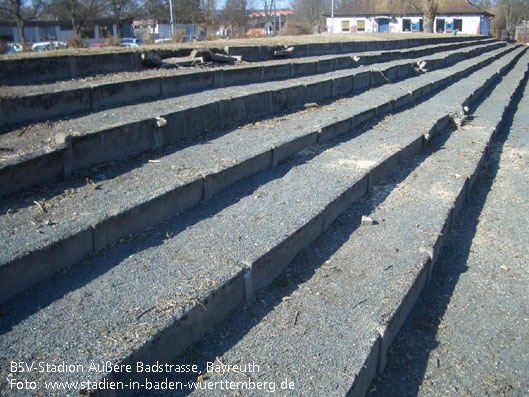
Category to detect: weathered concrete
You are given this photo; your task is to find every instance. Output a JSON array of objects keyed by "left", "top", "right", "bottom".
[
  {"left": 0, "top": 40, "right": 499, "bottom": 130},
  {"left": 0, "top": 42, "right": 525, "bottom": 397},
  {"left": 0, "top": 45, "right": 523, "bottom": 307},
  {"left": 2, "top": 43, "right": 506, "bottom": 197}
]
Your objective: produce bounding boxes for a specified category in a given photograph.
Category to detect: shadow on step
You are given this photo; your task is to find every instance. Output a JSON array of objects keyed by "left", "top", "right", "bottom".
[
  {"left": 0, "top": 108, "right": 289, "bottom": 210},
  {"left": 130, "top": 124, "right": 457, "bottom": 397},
  {"left": 367, "top": 73, "right": 525, "bottom": 397},
  {"left": 1, "top": 70, "right": 409, "bottom": 209},
  {"left": 0, "top": 117, "right": 362, "bottom": 333}
]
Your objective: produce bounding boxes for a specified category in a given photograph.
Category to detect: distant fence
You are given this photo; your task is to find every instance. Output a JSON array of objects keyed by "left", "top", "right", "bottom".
[
  {"left": 489, "top": 29, "right": 527, "bottom": 42},
  {"left": 516, "top": 23, "right": 529, "bottom": 43}
]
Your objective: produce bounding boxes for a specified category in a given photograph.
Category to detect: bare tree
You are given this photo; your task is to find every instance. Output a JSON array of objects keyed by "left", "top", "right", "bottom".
[
  {"left": 501, "top": 0, "right": 529, "bottom": 33},
  {"left": 200, "top": 0, "right": 215, "bottom": 37},
  {"left": 223, "top": 0, "right": 249, "bottom": 36},
  {"left": 174, "top": 0, "right": 201, "bottom": 26},
  {"left": 293, "top": 0, "right": 330, "bottom": 29},
  {"left": 105, "top": 0, "right": 140, "bottom": 37},
  {"left": 48, "top": 0, "right": 101, "bottom": 38},
  {"left": 422, "top": 0, "right": 438, "bottom": 33},
  {"left": 143, "top": 0, "right": 167, "bottom": 39},
  {"left": 0, "top": 0, "right": 46, "bottom": 49},
  {"left": 262, "top": 0, "right": 274, "bottom": 24}
]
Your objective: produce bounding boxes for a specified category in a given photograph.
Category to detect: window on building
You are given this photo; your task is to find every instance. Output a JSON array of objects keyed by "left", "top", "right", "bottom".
[
  {"left": 40, "top": 26, "right": 57, "bottom": 40},
  {"left": 99, "top": 24, "right": 112, "bottom": 38},
  {"left": 357, "top": 20, "right": 365, "bottom": 32},
  {"left": 80, "top": 26, "right": 95, "bottom": 39},
  {"left": 402, "top": 19, "right": 411, "bottom": 31},
  {"left": 342, "top": 20, "right": 350, "bottom": 32},
  {"left": 454, "top": 18, "right": 463, "bottom": 31},
  {"left": 436, "top": 19, "right": 445, "bottom": 33}
]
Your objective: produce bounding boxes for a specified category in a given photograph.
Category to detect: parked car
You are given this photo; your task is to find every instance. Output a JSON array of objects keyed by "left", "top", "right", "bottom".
[
  {"left": 121, "top": 37, "right": 142, "bottom": 47},
  {"left": 31, "top": 41, "right": 67, "bottom": 51},
  {"left": 6, "top": 43, "right": 22, "bottom": 53},
  {"left": 154, "top": 38, "right": 173, "bottom": 44}
]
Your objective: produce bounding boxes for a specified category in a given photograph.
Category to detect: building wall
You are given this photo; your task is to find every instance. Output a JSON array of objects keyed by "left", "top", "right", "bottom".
[
  {"left": 140, "top": 23, "right": 200, "bottom": 40},
  {"left": 328, "top": 16, "right": 420, "bottom": 33},
  {"left": 327, "top": 14, "right": 488, "bottom": 35},
  {"left": 434, "top": 15, "right": 482, "bottom": 34}
]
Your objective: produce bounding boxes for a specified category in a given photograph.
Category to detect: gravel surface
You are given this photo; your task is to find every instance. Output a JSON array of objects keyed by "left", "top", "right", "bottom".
[
  {"left": 370, "top": 58, "right": 529, "bottom": 396},
  {"left": 0, "top": 39, "right": 489, "bottom": 97},
  {"left": 127, "top": 52, "right": 529, "bottom": 397},
  {"left": 2, "top": 48, "right": 522, "bottom": 394},
  {"left": 1, "top": 46, "right": 519, "bottom": 281},
  {"left": 0, "top": 60, "right": 382, "bottom": 161},
  {"left": 0, "top": 75, "right": 466, "bottom": 395},
  {"left": 0, "top": 42, "right": 505, "bottom": 163},
  {"left": 0, "top": 43, "right": 524, "bottom": 397}
]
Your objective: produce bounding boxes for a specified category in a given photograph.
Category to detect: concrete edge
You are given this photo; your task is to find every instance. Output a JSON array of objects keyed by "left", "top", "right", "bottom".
[
  {"left": 94, "top": 61, "right": 512, "bottom": 392},
  {"left": 0, "top": 37, "right": 489, "bottom": 86},
  {"left": 0, "top": 41, "right": 502, "bottom": 130},
  {"left": 0, "top": 42, "right": 509, "bottom": 198},
  {"left": 362, "top": 50, "right": 529, "bottom": 395},
  {"left": 0, "top": 45, "right": 520, "bottom": 305}
]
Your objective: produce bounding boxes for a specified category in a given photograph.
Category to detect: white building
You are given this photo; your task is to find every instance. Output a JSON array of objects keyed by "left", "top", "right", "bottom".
[
  {"left": 132, "top": 20, "right": 202, "bottom": 41},
  {"left": 325, "top": 0, "right": 492, "bottom": 35}
]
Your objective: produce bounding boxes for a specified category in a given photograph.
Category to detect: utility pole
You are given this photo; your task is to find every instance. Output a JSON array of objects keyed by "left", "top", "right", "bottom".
[
  {"left": 331, "top": 0, "right": 334, "bottom": 33},
  {"left": 169, "top": 0, "right": 174, "bottom": 37},
  {"left": 273, "top": 0, "right": 277, "bottom": 35}
]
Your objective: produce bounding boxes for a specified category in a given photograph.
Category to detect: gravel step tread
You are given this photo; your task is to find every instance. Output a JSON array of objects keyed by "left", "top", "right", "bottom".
[
  {"left": 0, "top": 43, "right": 508, "bottom": 164},
  {"left": 167, "top": 54, "right": 529, "bottom": 397},
  {"left": 0, "top": 46, "right": 522, "bottom": 303},
  {"left": 0, "top": 39, "right": 493, "bottom": 97},
  {"left": 371, "top": 55, "right": 529, "bottom": 397},
  {"left": 1, "top": 51, "right": 523, "bottom": 394}
]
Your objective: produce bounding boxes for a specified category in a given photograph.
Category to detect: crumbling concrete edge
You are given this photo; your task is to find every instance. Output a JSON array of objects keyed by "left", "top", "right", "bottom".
[
  {"left": 0, "top": 45, "right": 521, "bottom": 304},
  {"left": 91, "top": 53, "right": 529, "bottom": 397},
  {"left": 1, "top": 40, "right": 499, "bottom": 129},
  {"left": 0, "top": 43, "right": 510, "bottom": 198},
  {"left": 348, "top": 48, "right": 529, "bottom": 397}
]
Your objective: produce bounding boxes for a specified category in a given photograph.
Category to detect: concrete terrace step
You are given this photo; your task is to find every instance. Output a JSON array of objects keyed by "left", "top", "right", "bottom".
[
  {"left": 168, "top": 51, "right": 529, "bottom": 397},
  {"left": 0, "top": 36, "right": 488, "bottom": 86},
  {"left": 0, "top": 48, "right": 525, "bottom": 397},
  {"left": 0, "top": 39, "right": 498, "bottom": 128},
  {"left": 0, "top": 45, "right": 523, "bottom": 304},
  {"left": 0, "top": 42, "right": 512, "bottom": 198}
]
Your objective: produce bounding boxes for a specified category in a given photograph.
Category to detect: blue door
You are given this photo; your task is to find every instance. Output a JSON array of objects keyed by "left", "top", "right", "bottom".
[{"left": 378, "top": 20, "right": 389, "bottom": 32}]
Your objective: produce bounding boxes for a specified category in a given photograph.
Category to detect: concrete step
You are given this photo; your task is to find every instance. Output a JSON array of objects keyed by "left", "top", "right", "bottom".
[
  {"left": 0, "top": 36, "right": 488, "bottom": 86},
  {"left": 0, "top": 42, "right": 511, "bottom": 198},
  {"left": 0, "top": 48, "right": 525, "bottom": 397},
  {"left": 0, "top": 39, "right": 497, "bottom": 128},
  {"left": 156, "top": 51, "right": 529, "bottom": 397},
  {"left": 0, "top": 45, "right": 522, "bottom": 304},
  {"left": 226, "top": 36, "right": 488, "bottom": 62}
]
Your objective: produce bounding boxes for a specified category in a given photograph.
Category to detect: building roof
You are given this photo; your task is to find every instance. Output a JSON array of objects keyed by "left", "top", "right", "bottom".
[{"left": 325, "top": 0, "right": 492, "bottom": 17}]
